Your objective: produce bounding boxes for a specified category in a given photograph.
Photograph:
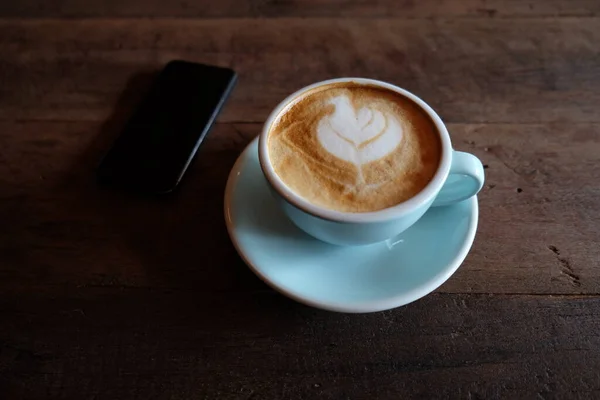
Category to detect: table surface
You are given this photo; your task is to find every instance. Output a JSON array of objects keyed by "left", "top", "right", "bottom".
[{"left": 1, "top": 1, "right": 600, "bottom": 398}]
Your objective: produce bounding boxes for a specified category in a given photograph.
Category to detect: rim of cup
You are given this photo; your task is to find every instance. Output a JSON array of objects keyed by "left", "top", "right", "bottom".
[{"left": 258, "top": 78, "right": 453, "bottom": 224}]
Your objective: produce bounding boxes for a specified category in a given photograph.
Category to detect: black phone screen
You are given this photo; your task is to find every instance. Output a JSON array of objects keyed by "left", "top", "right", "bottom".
[{"left": 97, "top": 60, "right": 237, "bottom": 193}]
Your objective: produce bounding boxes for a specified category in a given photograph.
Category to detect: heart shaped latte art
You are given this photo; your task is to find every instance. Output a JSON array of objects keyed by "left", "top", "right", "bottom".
[{"left": 317, "top": 95, "right": 403, "bottom": 167}]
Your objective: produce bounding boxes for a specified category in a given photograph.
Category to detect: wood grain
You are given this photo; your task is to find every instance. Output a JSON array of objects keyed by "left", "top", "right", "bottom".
[
  {"left": 1, "top": 121, "right": 599, "bottom": 295},
  {"left": 2, "top": 2, "right": 600, "bottom": 397},
  {"left": 1, "top": 0, "right": 598, "bottom": 18},
  {"left": 1, "top": 18, "right": 599, "bottom": 123},
  {"left": 1, "top": 291, "right": 600, "bottom": 399}
]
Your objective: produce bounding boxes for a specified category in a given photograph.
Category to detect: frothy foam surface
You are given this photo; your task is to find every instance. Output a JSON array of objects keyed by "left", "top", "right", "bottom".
[{"left": 267, "top": 83, "right": 442, "bottom": 213}]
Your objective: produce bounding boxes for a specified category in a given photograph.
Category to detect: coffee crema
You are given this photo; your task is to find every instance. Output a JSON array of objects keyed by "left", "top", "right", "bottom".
[{"left": 267, "top": 82, "right": 442, "bottom": 213}]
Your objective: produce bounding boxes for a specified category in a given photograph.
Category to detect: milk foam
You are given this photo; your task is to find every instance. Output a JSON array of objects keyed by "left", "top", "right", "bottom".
[
  {"left": 317, "top": 95, "right": 403, "bottom": 166},
  {"left": 267, "top": 83, "right": 441, "bottom": 213}
]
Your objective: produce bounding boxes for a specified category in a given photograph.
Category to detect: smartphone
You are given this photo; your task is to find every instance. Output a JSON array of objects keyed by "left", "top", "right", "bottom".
[{"left": 97, "top": 60, "right": 237, "bottom": 194}]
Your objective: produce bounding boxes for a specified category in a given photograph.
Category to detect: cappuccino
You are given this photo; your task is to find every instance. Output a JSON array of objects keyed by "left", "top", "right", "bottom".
[{"left": 267, "top": 82, "right": 441, "bottom": 213}]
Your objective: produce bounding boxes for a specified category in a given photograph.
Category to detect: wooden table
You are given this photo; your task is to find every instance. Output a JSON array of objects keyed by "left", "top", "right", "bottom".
[{"left": 1, "top": 1, "right": 600, "bottom": 398}]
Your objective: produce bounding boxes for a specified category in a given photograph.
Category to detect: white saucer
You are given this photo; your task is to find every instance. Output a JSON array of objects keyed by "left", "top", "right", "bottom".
[{"left": 224, "top": 138, "right": 479, "bottom": 313}]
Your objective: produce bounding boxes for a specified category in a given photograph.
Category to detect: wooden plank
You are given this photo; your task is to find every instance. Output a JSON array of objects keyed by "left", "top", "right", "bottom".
[
  {"left": 1, "top": 290, "right": 599, "bottom": 398},
  {"left": 1, "top": 121, "right": 599, "bottom": 295},
  {"left": 0, "top": 18, "right": 599, "bottom": 123},
  {"left": 450, "top": 122, "right": 600, "bottom": 294},
  {"left": 0, "top": 0, "right": 598, "bottom": 18}
]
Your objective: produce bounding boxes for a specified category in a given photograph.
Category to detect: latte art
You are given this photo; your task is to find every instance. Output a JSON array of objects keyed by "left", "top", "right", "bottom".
[
  {"left": 317, "top": 95, "right": 403, "bottom": 186},
  {"left": 267, "top": 83, "right": 441, "bottom": 213}
]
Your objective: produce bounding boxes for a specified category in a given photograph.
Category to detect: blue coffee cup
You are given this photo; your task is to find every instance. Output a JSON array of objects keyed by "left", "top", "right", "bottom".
[{"left": 259, "top": 78, "right": 484, "bottom": 246}]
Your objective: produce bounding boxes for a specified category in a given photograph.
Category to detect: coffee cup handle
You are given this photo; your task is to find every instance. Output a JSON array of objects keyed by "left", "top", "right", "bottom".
[{"left": 432, "top": 151, "right": 485, "bottom": 207}]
